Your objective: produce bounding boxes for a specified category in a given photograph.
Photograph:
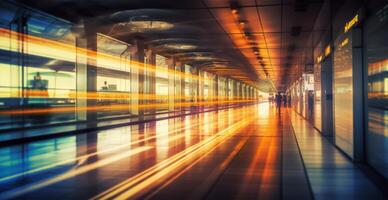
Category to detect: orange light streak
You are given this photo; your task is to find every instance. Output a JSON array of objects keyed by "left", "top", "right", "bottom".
[
  {"left": 0, "top": 99, "right": 256, "bottom": 115},
  {"left": 91, "top": 113, "right": 253, "bottom": 200}
]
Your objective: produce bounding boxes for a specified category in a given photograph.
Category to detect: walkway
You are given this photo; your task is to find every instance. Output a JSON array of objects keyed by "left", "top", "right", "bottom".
[{"left": 0, "top": 103, "right": 385, "bottom": 199}]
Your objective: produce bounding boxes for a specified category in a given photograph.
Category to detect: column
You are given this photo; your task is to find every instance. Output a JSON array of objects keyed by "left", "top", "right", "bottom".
[
  {"left": 233, "top": 80, "right": 238, "bottom": 102},
  {"left": 77, "top": 21, "right": 97, "bottom": 128},
  {"left": 198, "top": 69, "right": 205, "bottom": 111},
  {"left": 145, "top": 49, "right": 156, "bottom": 115},
  {"left": 214, "top": 75, "right": 219, "bottom": 109},
  {"left": 180, "top": 64, "right": 185, "bottom": 112},
  {"left": 174, "top": 61, "right": 182, "bottom": 112},
  {"left": 225, "top": 77, "right": 230, "bottom": 106},
  {"left": 130, "top": 40, "right": 145, "bottom": 118}
]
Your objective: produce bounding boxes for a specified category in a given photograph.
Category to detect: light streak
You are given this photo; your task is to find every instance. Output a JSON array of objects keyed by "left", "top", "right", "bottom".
[
  {"left": 0, "top": 99, "right": 256, "bottom": 115},
  {"left": 0, "top": 88, "right": 253, "bottom": 101},
  {"left": 0, "top": 107, "right": 243, "bottom": 187},
  {"left": 0, "top": 146, "right": 153, "bottom": 199},
  {"left": 90, "top": 114, "right": 253, "bottom": 200},
  {"left": 0, "top": 115, "right": 210, "bottom": 183},
  {"left": 0, "top": 28, "right": 213, "bottom": 83}
]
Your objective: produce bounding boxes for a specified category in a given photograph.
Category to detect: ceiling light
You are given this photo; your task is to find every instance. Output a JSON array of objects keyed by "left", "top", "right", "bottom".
[
  {"left": 230, "top": 1, "right": 239, "bottom": 15},
  {"left": 124, "top": 20, "right": 174, "bottom": 32},
  {"left": 164, "top": 44, "right": 197, "bottom": 50}
]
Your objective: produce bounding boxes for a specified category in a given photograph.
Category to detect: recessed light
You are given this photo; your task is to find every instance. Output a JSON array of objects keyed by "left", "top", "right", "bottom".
[
  {"left": 126, "top": 20, "right": 174, "bottom": 32},
  {"left": 164, "top": 44, "right": 197, "bottom": 50}
]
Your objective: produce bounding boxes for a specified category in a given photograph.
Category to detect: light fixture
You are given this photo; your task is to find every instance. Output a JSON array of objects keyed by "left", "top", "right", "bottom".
[
  {"left": 163, "top": 44, "right": 197, "bottom": 50},
  {"left": 231, "top": 1, "right": 239, "bottom": 15},
  {"left": 123, "top": 20, "right": 174, "bottom": 32}
]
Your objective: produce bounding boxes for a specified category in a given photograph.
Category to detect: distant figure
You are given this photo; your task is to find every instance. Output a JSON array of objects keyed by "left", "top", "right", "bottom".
[
  {"left": 308, "top": 91, "right": 314, "bottom": 117},
  {"left": 32, "top": 72, "right": 44, "bottom": 90},
  {"left": 101, "top": 81, "right": 109, "bottom": 91},
  {"left": 288, "top": 95, "right": 291, "bottom": 107},
  {"left": 283, "top": 94, "right": 287, "bottom": 107},
  {"left": 275, "top": 92, "right": 282, "bottom": 108}
]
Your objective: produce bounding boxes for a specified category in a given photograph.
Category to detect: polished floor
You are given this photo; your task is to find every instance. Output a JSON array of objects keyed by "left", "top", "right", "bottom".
[{"left": 0, "top": 103, "right": 385, "bottom": 200}]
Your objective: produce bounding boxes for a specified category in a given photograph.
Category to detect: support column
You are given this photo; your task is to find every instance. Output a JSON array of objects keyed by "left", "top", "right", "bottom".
[
  {"left": 233, "top": 80, "right": 237, "bottom": 102},
  {"left": 77, "top": 22, "right": 97, "bottom": 128},
  {"left": 180, "top": 64, "right": 185, "bottom": 112},
  {"left": 174, "top": 61, "right": 182, "bottom": 112},
  {"left": 130, "top": 40, "right": 145, "bottom": 119},
  {"left": 352, "top": 28, "right": 364, "bottom": 162},
  {"left": 239, "top": 82, "right": 244, "bottom": 100},
  {"left": 145, "top": 49, "right": 156, "bottom": 115},
  {"left": 198, "top": 70, "right": 205, "bottom": 111},
  {"left": 225, "top": 77, "right": 229, "bottom": 106},
  {"left": 214, "top": 75, "right": 219, "bottom": 109},
  {"left": 190, "top": 66, "right": 199, "bottom": 112}
]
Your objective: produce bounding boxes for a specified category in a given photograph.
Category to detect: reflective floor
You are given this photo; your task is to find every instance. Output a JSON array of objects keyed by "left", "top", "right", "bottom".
[{"left": 0, "top": 103, "right": 385, "bottom": 200}]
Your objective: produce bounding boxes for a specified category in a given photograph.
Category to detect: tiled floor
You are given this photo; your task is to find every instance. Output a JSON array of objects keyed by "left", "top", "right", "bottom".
[
  {"left": 290, "top": 111, "right": 386, "bottom": 200},
  {"left": 0, "top": 103, "right": 385, "bottom": 199}
]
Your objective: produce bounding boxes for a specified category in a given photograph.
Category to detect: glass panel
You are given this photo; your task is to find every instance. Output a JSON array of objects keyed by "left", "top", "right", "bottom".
[
  {"left": 365, "top": 14, "right": 388, "bottom": 179},
  {"left": 184, "top": 64, "right": 191, "bottom": 103},
  {"left": 174, "top": 65, "right": 181, "bottom": 110},
  {"left": 155, "top": 54, "right": 168, "bottom": 112},
  {"left": 314, "top": 63, "right": 322, "bottom": 131},
  {"left": 333, "top": 35, "right": 354, "bottom": 158},
  {"left": 0, "top": 1, "right": 76, "bottom": 126},
  {"left": 96, "top": 33, "right": 131, "bottom": 118}
]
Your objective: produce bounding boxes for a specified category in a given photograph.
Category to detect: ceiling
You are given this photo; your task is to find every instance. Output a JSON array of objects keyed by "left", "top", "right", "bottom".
[{"left": 16, "top": 0, "right": 325, "bottom": 92}]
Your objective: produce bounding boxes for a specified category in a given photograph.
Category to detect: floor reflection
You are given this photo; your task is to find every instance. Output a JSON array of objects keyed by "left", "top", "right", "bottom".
[
  {"left": 0, "top": 103, "right": 385, "bottom": 199},
  {"left": 0, "top": 105, "right": 255, "bottom": 199}
]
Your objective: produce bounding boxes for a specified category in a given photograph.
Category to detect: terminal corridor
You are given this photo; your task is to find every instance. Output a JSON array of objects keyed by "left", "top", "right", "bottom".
[
  {"left": 0, "top": 103, "right": 385, "bottom": 199},
  {"left": 0, "top": 0, "right": 388, "bottom": 199}
]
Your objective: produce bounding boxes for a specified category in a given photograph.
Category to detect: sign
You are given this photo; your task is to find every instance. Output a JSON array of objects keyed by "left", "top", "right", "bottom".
[
  {"left": 344, "top": 14, "right": 359, "bottom": 33},
  {"left": 316, "top": 55, "right": 323, "bottom": 64},
  {"left": 324, "top": 45, "right": 331, "bottom": 57},
  {"left": 340, "top": 38, "right": 349, "bottom": 48}
]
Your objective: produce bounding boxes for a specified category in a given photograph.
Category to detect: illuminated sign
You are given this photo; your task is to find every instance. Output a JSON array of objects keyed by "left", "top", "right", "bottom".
[
  {"left": 340, "top": 38, "right": 349, "bottom": 47},
  {"left": 344, "top": 14, "right": 359, "bottom": 33},
  {"left": 324, "top": 45, "right": 331, "bottom": 57},
  {"left": 316, "top": 55, "right": 323, "bottom": 64}
]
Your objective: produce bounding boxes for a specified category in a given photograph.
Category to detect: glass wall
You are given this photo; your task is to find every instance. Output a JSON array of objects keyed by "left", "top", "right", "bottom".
[
  {"left": 155, "top": 54, "right": 168, "bottom": 112},
  {"left": 303, "top": 74, "right": 314, "bottom": 119},
  {"left": 184, "top": 64, "right": 192, "bottom": 104},
  {"left": 0, "top": 0, "right": 260, "bottom": 135},
  {"left": 365, "top": 11, "right": 388, "bottom": 179},
  {"left": 96, "top": 33, "right": 131, "bottom": 118},
  {"left": 204, "top": 72, "right": 210, "bottom": 100},
  {"left": 333, "top": 34, "right": 354, "bottom": 158},
  {"left": 314, "top": 63, "right": 322, "bottom": 131},
  {"left": 218, "top": 77, "right": 226, "bottom": 102},
  {"left": 174, "top": 65, "right": 181, "bottom": 111},
  {"left": 0, "top": 1, "right": 76, "bottom": 126}
]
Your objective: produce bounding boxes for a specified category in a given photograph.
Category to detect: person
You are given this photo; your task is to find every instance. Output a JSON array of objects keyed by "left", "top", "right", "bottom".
[
  {"left": 33, "top": 72, "right": 44, "bottom": 90},
  {"left": 283, "top": 93, "right": 287, "bottom": 107},
  {"left": 275, "top": 92, "right": 282, "bottom": 108},
  {"left": 308, "top": 91, "right": 314, "bottom": 117},
  {"left": 101, "top": 81, "right": 109, "bottom": 91},
  {"left": 288, "top": 95, "right": 291, "bottom": 107}
]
